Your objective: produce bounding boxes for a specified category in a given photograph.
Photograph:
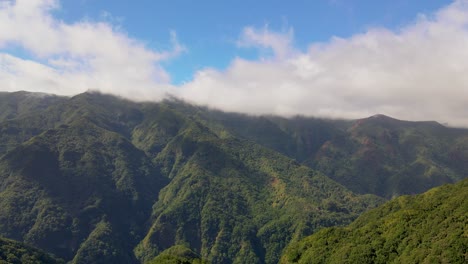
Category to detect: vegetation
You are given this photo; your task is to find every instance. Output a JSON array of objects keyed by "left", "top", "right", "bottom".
[
  {"left": 147, "top": 245, "right": 207, "bottom": 264},
  {"left": 0, "top": 236, "right": 64, "bottom": 264},
  {"left": 197, "top": 111, "right": 468, "bottom": 198},
  {"left": 0, "top": 91, "right": 64, "bottom": 122},
  {"left": 134, "top": 123, "right": 382, "bottom": 263},
  {"left": 0, "top": 91, "right": 466, "bottom": 263},
  {"left": 0, "top": 94, "right": 167, "bottom": 262},
  {"left": 311, "top": 115, "right": 468, "bottom": 198},
  {"left": 280, "top": 179, "right": 468, "bottom": 263}
]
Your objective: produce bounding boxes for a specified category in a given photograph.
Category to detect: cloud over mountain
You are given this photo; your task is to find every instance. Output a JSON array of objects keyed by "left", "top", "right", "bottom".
[
  {"left": 1, "top": 0, "right": 468, "bottom": 126},
  {"left": 0, "top": 0, "right": 184, "bottom": 98},
  {"left": 177, "top": 0, "right": 468, "bottom": 126}
]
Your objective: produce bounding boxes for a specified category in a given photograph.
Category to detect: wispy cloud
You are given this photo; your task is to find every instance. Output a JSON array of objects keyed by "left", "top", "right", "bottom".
[
  {"left": 1, "top": 0, "right": 468, "bottom": 127},
  {"left": 177, "top": 0, "right": 468, "bottom": 127},
  {"left": 0, "top": 0, "right": 183, "bottom": 98},
  {"left": 237, "top": 25, "right": 295, "bottom": 59}
]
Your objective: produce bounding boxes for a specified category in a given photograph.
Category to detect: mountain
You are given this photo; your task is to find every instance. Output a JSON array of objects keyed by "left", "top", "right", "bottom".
[
  {"left": 0, "top": 91, "right": 466, "bottom": 263},
  {"left": 0, "top": 91, "right": 382, "bottom": 263},
  {"left": 192, "top": 109, "right": 468, "bottom": 198},
  {"left": 133, "top": 120, "right": 382, "bottom": 263},
  {"left": 0, "top": 115, "right": 167, "bottom": 263},
  {"left": 2, "top": 91, "right": 467, "bottom": 199},
  {"left": 311, "top": 114, "right": 468, "bottom": 198},
  {"left": 0, "top": 236, "right": 64, "bottom": 264},
  {"left": 280, "top": 178, "right": 468, "bottom": 264},
  {"left": 146, "top": 245, "right": 207, "bottom": 264},
  {"left": 0, "top": 91, "right": 65, "bottom": 122},
  {"left": 0, "top": 92, "right": 168, "bottom": 263}
]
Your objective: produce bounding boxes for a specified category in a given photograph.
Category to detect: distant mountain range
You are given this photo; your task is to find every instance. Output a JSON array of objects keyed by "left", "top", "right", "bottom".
[{"left": 0, "top": 91, "right": 466, "bottom": 263}]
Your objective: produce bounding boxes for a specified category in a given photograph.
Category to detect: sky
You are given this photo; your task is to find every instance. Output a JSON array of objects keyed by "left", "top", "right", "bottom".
[{"left": 1, "top": 0, "right": 468, "bottom": 126}]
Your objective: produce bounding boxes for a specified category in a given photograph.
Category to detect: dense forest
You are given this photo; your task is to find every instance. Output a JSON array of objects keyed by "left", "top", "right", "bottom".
[
  {"left": 0, "top": 236, "right": 63, "bottom": 264},
  {"left": 0, "top": 91, "right": 466, "bottom": 263},
  {"left": 280, "top": 178, "right": 468, "bottom": 263}
]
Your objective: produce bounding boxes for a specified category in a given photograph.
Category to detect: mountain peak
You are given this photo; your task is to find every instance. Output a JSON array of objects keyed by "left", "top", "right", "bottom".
[
  {"left": 353, "top": 114, "right": 445, "bottom": 130},
  {"left": 369, "top": 114, "right": 393, "bottom": 119}
]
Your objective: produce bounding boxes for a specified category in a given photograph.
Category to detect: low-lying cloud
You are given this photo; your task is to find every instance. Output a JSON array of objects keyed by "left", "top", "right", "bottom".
[
  {"left": 177, "top": 0, "right": 468, "bottom": 127},
  {"left": 1, "top": 0, "right": 468, "bottom": 126},
  {"left": 0, "top": 0, "right": 183, "bottom": 98}
]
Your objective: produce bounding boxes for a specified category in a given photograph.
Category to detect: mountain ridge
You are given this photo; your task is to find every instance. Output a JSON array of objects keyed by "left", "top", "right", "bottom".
[{"left": 0, "top": 90, "right": 466, "bottom": 263}]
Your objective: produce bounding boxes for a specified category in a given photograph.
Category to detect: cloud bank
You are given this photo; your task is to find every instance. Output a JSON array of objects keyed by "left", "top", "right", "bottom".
[
  {"left": 0, "top": 0, "right": 184, "bottom": 98},
  {"left": 177, "top": 0, "right": 468, "bottom": 126},
  {"left": 1, "top": 0, "right": 468, "bottom": 126}
]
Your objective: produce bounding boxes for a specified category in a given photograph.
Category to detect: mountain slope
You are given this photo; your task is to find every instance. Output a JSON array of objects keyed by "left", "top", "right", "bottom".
[
  {"left": 312, "top": 114, "right": 468, "bottom": 197},
  {"left": 280, "top": 178, "right": 468, "bottom": 264},
  {"left": 0, "top": 236, "right": 64, "bottom": 264},
  {"left": 0, "top": 117, "right": 167, "bottom": 263},
  {"left": 147, "top": 245, "right": 207, "bottom": 264},
  {"left": 0, "top": 91, "right": 65, "bottom": 122},
  {"left": 188, "top": 106, "right": 468, "bottom": 198},
  {"left": 135, "top": 121, "right": 382, "bottom": 264},
  {"left": 0, "top": 91, "right": 466, "bottom": 263},
  {"left": 1, "top": 91, "right": 467, "bottom": 199},
  {"left": 0, "top": 92, "right": 383, "bottom": 263},
  {"left": 0, "top": 92, "right": 143, "bottom": 157}
]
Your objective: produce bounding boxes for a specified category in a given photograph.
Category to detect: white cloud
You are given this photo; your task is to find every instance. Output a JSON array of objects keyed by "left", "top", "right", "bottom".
[
  {"left": 0, "top": 0, "right": 184, "bottom": 98},
  {"left": 237, "top": 25, "right": 295, "bottom": 59},
  {"left": 1, "top": 0, "right": 468, "bottom": 127},
  {"left": 177, "top": 0, "right": 468, "bottom": 127}
]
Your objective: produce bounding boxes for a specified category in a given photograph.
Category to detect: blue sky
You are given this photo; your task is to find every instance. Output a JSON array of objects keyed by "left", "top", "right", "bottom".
[
  {"left": 1, "top": 0, "right": 468, "bottom": 126},
  {"left": 53, "top": 0, "right": 452, "bottom": 84}
]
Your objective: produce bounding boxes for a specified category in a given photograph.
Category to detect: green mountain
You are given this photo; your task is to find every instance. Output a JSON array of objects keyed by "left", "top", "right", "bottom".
[
  {"left": 0, "top": 91, "right": 466, "bottom": 263},
  {"left": 312, "top": 114, "right": 468, "bottom": 198},
  {"left": 0, "top": 91, "right": 65, "bottom": 122},
  {"left": 2, "top": 91, "right": 467, "bottom": 199},
  {"left": 280, "top": 178, "right": 468, "bottom": 264},
  {"left": 0, "top": 236, "right": 64, "bottom": 264},
  {"left": 134, "top": 120, "right": 381, "bottom": 263},
  {"left": 0, "top": 92, "right": 382, "bottom": 263},
  {"left": 0, "top": 117, "right": 167, "bottom": 263},
  {"left": 147, "top": 245, "right": 207, "bottom": 264},
  {"left": 193, "top": 109, "right": 468, "bottom": 198},
  {"left": 0, "top": 93, "right": 168, "bottom": 263}
]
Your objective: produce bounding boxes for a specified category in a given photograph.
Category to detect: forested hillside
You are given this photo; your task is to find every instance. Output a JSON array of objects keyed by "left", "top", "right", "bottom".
[
  {"left": 0, "top": 236, "right": 64, "bottom": 264},
  {"left": 0, "top": 91, "right": 466, "bottom": 263},
  {"left": 195, "top": 109, "right": 468, "bottom": 198},
  {"left": 280, "top": 179, "right": 468, "bottom": 263}
]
